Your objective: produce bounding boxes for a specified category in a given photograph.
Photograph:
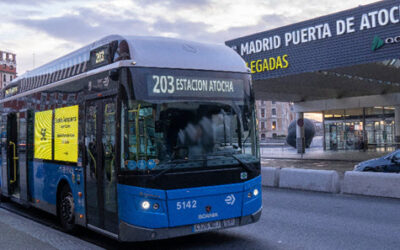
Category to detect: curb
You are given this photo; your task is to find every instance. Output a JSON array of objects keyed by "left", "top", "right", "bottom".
[
  {"left": 261, "top": 167, "right": 280, "bottom": 187},
  {"left": 261, "top": 166, "right": 400, "bottom": 199},
  {"left": 279, "top": 168, "right": 339, "bottom": 193},
  {"left": 342, "top": 171, "right": 400, "bottom": 199}
]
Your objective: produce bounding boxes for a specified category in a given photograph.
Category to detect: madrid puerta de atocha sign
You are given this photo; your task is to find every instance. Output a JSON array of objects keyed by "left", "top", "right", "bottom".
[{"left": 225, "top": 0, "right": 400, "bottom": 81}]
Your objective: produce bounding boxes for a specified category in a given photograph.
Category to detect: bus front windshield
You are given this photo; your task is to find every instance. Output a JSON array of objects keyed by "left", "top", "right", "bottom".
[
  {"left": 120, "top": 68, "right": 258, "bottom": 173},
  {"left": 121, "top": 99, "right": 258, "bottom": 173}
]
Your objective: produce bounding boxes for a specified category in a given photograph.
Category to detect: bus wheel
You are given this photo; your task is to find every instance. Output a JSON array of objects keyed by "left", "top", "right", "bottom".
[{"left": 58, "top": 185, "right": 76, "bottom": 232}]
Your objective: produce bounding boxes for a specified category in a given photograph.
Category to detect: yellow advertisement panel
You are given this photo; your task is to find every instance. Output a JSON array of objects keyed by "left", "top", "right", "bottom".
[
  {"left": 34, "top": 110, "right": 53, "bottom": 160},
  {"left": 54, "top": 105, "right": 79, "bottom": 162}
]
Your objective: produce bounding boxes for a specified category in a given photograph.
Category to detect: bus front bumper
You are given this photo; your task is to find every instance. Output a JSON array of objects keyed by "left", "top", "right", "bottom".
[{"left": 118, "top": 207, "right": 262, "bottom": 242}]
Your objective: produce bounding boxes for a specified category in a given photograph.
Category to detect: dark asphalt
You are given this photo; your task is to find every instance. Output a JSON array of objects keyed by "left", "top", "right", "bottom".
[
  {"left": 2, "top": 187, "right": 400, "bottom": 250},
  {"left": 133, "top": 188, "right": 400, "bottom": 250},
  {"left": 86, "top": 187, "right": 400, "bottom": 250},
  {"left": 233, "top": 188, "right": 400, "bottom": 250}
]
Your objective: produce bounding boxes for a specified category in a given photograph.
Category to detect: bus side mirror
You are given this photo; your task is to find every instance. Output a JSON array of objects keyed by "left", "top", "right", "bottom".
[{"left": 109, "top": 69, "right": 119, "bottom": 82}]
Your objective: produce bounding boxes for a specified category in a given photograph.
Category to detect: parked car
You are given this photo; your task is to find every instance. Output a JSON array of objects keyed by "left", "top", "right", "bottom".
[{"left": 354, "top": 150, "right": 400, "bottom": 172}]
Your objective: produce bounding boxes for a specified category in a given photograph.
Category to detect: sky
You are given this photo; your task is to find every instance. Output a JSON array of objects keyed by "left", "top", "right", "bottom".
[{"left": 0, "top": 0, "right": 378, "bottom": 75}]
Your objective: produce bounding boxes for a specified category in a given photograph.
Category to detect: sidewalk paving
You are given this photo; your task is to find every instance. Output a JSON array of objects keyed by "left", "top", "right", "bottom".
[
  {"left": 0, "top": 208, "right": 102, "bottom": 250},
  {"left": 261, "top": 146, "right": 390, "bottom": 162},
  {"left": 261, "top": 159, "right": 353, "bottom": 178},
  {"left": 261, "top": 146, "right": 395, "bottom": 177}
]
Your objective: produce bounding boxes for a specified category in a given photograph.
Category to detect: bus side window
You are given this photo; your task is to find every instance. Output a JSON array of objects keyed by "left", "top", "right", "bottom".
[
  {"left": 121, "top": 102, "right": 139, "bottom": 171},
  {"left": 0, "top": 115, "right": 7, "bottom": 155},
  {"left": 122, "top": 101, "right": 160, "bottom": 171}
]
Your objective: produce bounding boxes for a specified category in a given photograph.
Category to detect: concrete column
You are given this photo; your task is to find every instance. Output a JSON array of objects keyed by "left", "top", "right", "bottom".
[
  {"left": 296, "top": 112, "right": 305, "bottom": 154},
  {"left": 395, "top": 106, "right": 400, "bottom": 149}
]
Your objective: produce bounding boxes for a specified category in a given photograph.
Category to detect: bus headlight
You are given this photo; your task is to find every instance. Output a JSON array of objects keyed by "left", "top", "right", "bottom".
[
  {"left": 141, "top": 201, "right": 150, "bottom": 210},
  {"left": 253, "top": 189, "right": 259, "bottom": 196}
]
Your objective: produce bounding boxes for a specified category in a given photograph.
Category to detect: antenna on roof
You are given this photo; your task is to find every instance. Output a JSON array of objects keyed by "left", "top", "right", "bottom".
[{"left": 33, "top": 53, "right": 35, "bottom": 69}]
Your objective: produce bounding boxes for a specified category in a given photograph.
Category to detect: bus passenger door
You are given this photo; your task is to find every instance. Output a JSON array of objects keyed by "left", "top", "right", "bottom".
[
  {"left": 6, "top": 113, "right": 19, "bottom": 198},
  {"left": 84, "top": 97, "right": 118, "bottom": 234},
  {"left": 18, "top": 111, "right": 30, "bottom": 203},
  {"left": 1, "top": 114, "right": 8, "bottom": 197}
]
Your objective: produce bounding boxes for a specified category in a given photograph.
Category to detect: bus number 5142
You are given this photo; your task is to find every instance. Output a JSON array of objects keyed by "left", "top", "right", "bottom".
[{"left": 176, "top": 200, "right": 197, "bottom": 210}]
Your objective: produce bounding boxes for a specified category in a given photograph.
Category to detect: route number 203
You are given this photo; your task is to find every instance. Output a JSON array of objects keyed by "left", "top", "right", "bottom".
[
  {"left": 152, "top": 75, "right": 175, "bottom": 94},
  {"left": 176, "top": 200, "right": 197, "bottom": 210}
]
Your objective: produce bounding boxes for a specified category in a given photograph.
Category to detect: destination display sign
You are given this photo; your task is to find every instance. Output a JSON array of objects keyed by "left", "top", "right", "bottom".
[
  {"left": 146, "top": 75, "right": 244, "bottom": 99},
  {"left": 54, "top": 105, "right": 79, "bottom": 162},
  {"left": 89, "top": 45, "right": 110, "bottom": 69},
  {"left": 34, "top": 110, "right": 53, "bottom": 160}
]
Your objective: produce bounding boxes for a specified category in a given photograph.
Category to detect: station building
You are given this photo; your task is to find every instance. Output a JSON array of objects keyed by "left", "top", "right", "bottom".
[
  {"left": 226, "top": 0, "right": 400, "bottom": 153},
  {"left": 0, "top": 50, "right": 17, "bottom": 89},
  {"left": 256, "top": 100, "right": 295, "bottom": 141}
]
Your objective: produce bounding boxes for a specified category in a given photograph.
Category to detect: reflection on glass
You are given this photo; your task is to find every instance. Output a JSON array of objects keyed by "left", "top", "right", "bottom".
[
  {"left": 121, "top": 101, "right": 257, "bottom": 172},
  {"left": 103, "top": 102, "right": 116, "bottom": 215}
]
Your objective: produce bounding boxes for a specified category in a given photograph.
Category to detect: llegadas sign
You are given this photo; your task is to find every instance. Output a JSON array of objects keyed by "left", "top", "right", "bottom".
[{"left": 246, "top": 55, "right": 289, "bottom": 74}]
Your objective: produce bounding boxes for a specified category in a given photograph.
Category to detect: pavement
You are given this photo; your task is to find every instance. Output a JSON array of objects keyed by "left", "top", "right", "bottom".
[
  {"left": 0, "top": 208, "right": 101, "bottom": 250},
  {"left": 1, "top": 188, "right": 400, "bottom": 249},
  {"left": 76, "top": 187, "right": 400, "bottom": 250},
  {"left": 261, "top": 146, "right": 389, "bottom": 161},
  {"left": 235, "top": 187, "right": 400, "bottom": 250},
  {"left": 262, "top": 158, "right": 354, "bottom": 177},
  {"left": 260, "top": 142, "right": 394, "bottom": 176}
]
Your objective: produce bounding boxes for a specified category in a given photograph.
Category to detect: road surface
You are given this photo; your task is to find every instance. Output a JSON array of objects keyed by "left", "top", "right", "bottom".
[{"left": 1, "top": 187, "right": 399, "bottom": 249}]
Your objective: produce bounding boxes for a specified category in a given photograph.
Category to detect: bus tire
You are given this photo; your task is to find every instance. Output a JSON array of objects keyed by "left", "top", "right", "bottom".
[{"left": 58, "top": 184, "right": 76, "bottom": 232}]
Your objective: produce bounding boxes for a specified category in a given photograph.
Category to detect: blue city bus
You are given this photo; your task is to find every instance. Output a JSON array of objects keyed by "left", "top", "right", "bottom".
[{"left": 0, "top": 35, "right": 261, "bottom": 241}]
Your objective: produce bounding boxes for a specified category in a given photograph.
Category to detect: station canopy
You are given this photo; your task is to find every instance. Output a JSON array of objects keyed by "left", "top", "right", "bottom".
[{"left": 226, "top": 0, "right": 400, "bottom": 102}]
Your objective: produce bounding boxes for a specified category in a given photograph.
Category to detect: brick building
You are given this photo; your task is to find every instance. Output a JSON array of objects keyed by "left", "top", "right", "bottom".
[
  {"left": 0, "top": 50, "right": 17, "bottom": 89},
  {"left": 256, "top": 100, "right": 295, "bottom": 140}
]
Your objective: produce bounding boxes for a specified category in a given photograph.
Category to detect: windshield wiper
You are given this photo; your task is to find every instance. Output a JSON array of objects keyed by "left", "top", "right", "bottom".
[
  {"left": 150, "top": 158, "right": 205, "bottom": 181},
  {"left": 231, "top": 154, "right": 256, "bottom": 173},
  {"left": 211, "top": 152, "right": 256, "bottom": 172},
  {"left": 151, "top": 163, "right": 178, "bottom": 182}
]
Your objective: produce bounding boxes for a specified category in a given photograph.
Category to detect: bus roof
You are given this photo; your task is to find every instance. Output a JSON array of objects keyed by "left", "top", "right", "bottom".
[
  {"left": 123, "top": 35, "right": 248, "bottom": 73},
  {"left": 3, "top": 35, "right": 248, "bottom": 98},
  {"left": 17, "top": 34, "right": 248, "bottom": 81}
]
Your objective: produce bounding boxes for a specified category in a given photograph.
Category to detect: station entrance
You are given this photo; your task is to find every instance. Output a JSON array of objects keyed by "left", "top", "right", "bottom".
[{"left": 323, "top": 107, "right": 395, "bottom": 151}]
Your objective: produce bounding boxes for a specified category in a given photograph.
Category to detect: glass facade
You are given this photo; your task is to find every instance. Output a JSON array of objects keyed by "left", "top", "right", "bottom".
[{"left": 324, "top": 107, "right": 395, "bottom": 151}]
